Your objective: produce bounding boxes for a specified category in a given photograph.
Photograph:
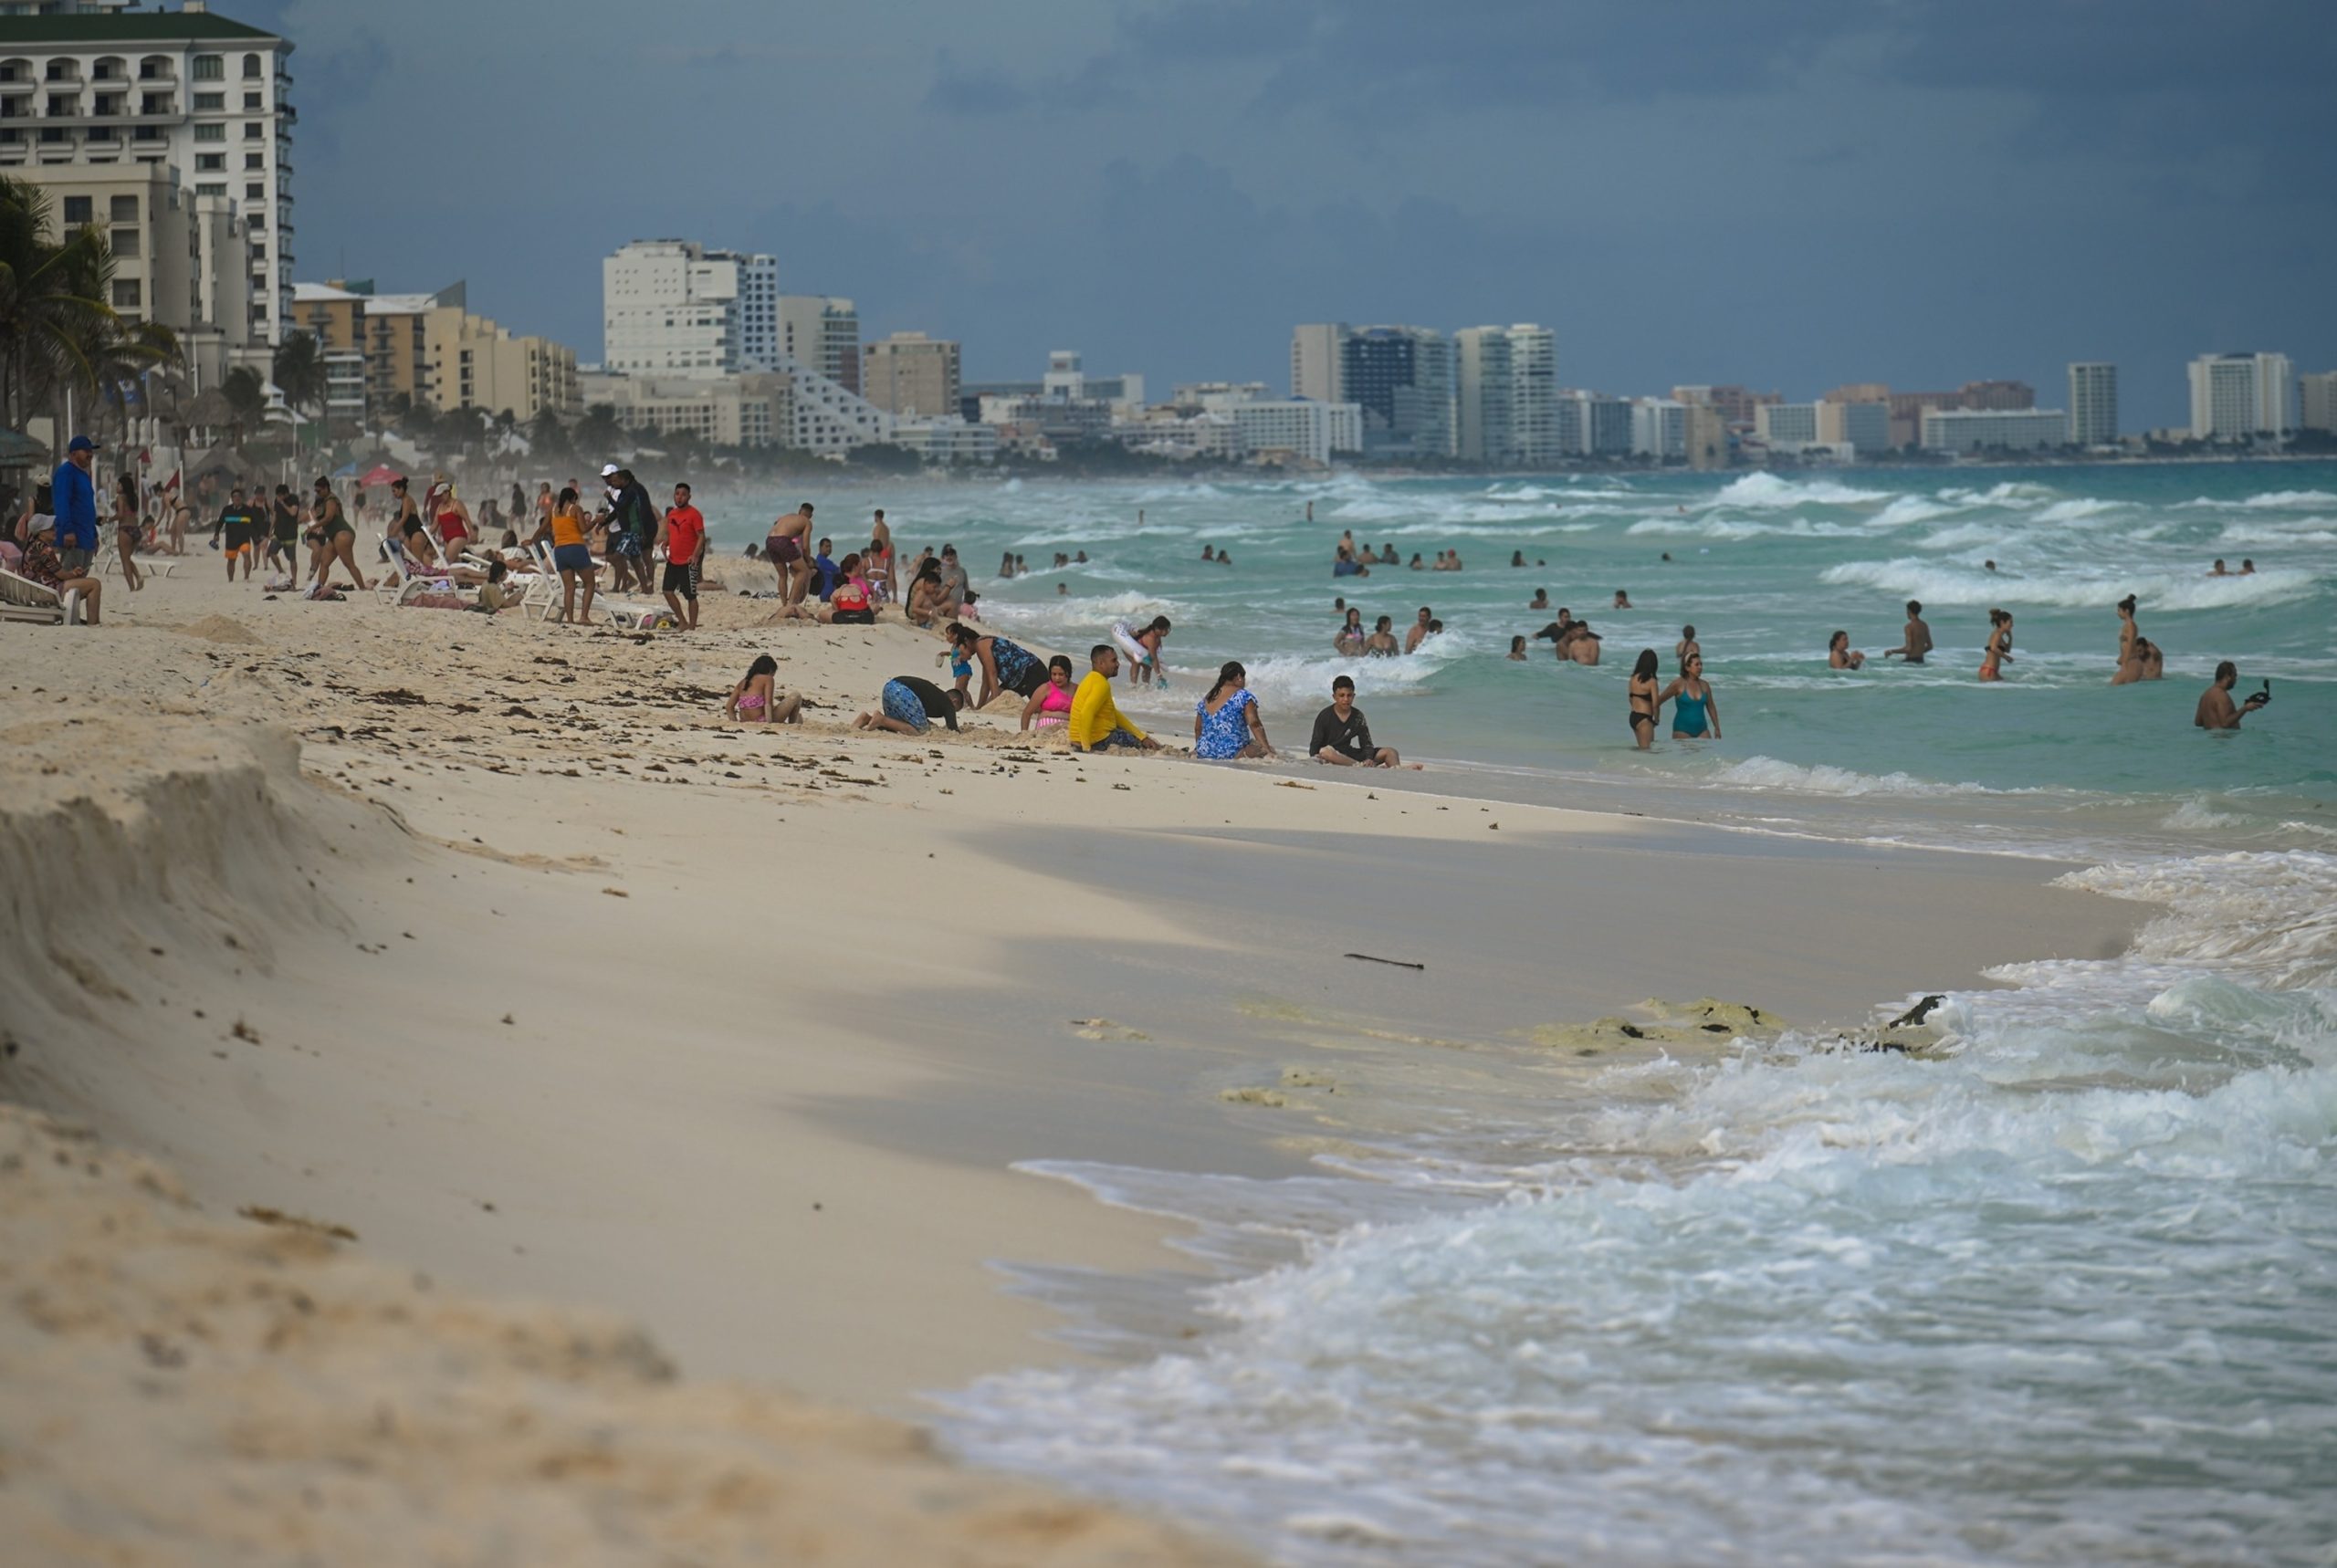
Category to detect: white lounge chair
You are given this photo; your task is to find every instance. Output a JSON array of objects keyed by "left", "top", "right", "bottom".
[
  {"left": 0, "top": 566, "right": 83, "bottom": 625},
  {"left": 374, "top": 532, "right": 453, "bottom": 605}
]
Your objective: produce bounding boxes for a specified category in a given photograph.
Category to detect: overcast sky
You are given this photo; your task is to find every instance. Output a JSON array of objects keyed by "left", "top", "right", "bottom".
[{"left": 252, "top": 0, "right": 2331, "bottom": 427}]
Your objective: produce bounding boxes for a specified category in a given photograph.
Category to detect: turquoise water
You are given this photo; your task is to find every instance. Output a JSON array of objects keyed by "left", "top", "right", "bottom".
[
  {"left": 712, "top": 462, "right": 2333, "bottom": 845},
  {"left": 707, "top": 463, "right": 2337, "bottom": 1566}
]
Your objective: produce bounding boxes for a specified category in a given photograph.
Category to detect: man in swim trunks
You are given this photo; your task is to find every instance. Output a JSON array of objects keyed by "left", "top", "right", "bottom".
[
  {"left": 767, "top": 501, "right": 814, "bottom": 604},
  {"left": 217, "top": 484, "right": 261, "bottom": 581},
  {"left": 1310, "top": 676, "right": 1402, "bottom": 768},
  {"left": 1882, "top": 600, "right": 1934, "bottom": 664},
  {"left": 1404, "top": 606, "right": 1433, "bottom": 653},
  {"left": 1531, "top": 610, "right": 1574, "bottom": 657},
  {"left": 656, "top": 481, "right": 706, "bottom": 631},
  {"left": 2194, "top": 661, "right": 2269, "bottom": 729}
]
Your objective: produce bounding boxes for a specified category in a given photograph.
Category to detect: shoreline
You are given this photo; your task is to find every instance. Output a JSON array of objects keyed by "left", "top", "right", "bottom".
[{"left": 0, "top": 562, "right": 2144, "bottom": 1558}]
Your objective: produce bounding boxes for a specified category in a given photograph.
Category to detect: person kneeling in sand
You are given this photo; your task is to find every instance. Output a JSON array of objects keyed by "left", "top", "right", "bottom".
[
  {"left": 727, "top": 654, "right": 804, "bottom": 723},
  {"left": 1070, "top": 644, "right": 1160, "bottom": 752},
  {"left": 856, "top": 674, "right": 962, "bottom": 735},
  {"left": 1310, "top": 675, "right": 1414, "bottom": 768}
]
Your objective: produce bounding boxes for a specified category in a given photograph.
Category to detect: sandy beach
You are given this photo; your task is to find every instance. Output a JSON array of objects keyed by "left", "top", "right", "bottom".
[{"left": 0, "top": 555, "right": 2141, "bottom": 1561}]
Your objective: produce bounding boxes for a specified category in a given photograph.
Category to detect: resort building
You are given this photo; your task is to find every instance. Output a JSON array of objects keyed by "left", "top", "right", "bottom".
[
  {"left": 1754, "top": 402, "right": 1820, "bottom": 445},
  {"left": 1919, "top": 407, "right": 2069, "bottom": 453},
  {"left": 860, "top": 330, "right": 961, "bottom": 419},
  {"left": 14, "top": 159, "right": 254, "bottom": 388},
  {"left": 1231, "top": 399, "right": 1364, "bottom": 466},
  {"left": 603, "top": 239, "right": 780, "bottom": 377},
  {"left": 2187, "top": 351, "right": 2293, "bottom": 441},
  {"left": 778, "top": 295, "right": 858, "bottom": 393},
  {"left": 2067, "top": 362, "right": 2119, "bottom": 445},
  {"left": 0, "top": 3, "right": 295, "bottom": 342},
  {"left": 2300, "top": 371, "right": 2337, "bottom": 436}
]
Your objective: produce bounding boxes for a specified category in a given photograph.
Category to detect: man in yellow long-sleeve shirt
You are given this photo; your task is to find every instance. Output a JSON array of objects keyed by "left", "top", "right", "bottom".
[{"left": 1070, "top": 645, "right": 1161, "bottom": 753}]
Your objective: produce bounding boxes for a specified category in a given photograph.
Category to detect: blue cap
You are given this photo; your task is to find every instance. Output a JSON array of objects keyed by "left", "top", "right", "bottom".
[{"left": 67, "top": 434, "right": 98, "bottom": 453}]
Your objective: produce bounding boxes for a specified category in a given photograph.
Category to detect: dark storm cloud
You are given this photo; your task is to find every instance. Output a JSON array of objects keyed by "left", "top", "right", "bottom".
[{"left": 270, "top": 0, "right": 2331, "bottom": 427}]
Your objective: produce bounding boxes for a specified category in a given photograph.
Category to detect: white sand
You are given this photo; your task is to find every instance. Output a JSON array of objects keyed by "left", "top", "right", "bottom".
[{"left": 0, "top": 559, "right": 2139, "bottom": 1560}]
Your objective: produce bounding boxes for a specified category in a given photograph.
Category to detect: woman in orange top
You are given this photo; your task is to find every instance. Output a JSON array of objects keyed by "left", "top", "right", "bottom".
[{"left": 529, "top": 485, "right": 597, "bottom": 624}]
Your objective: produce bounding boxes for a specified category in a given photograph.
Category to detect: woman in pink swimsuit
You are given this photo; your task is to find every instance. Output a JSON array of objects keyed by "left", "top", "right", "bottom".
[{"left": 1020, "top": 655, "right": 1078, "bottom": 731}]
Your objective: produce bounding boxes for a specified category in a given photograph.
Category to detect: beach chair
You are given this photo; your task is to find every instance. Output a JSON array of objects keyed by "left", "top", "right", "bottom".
[
  {"left": 374, "top": 533, "right": 453, "bottom": 605},
  {"left": 519, "top": 541, "right": 563, "bottom": 621},
  {"left": 0, "top": 566, "right": 82, "bottom": 625}
]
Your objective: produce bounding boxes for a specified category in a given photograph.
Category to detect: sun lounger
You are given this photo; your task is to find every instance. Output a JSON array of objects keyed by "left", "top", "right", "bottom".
[{"left": 0, "top": 566, "right": 83, "bottom": 625}]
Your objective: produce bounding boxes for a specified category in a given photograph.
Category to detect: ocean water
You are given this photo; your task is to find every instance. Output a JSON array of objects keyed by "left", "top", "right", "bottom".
[{"left": 707, "top": 463, "right": 2336, "bottom": 1564}]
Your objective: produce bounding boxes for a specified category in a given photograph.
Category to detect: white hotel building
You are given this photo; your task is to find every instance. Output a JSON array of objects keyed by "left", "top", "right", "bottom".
[
  {"left": 1231, "top": 399, "right": 1363, "bottom": 466},
  {"left": 2187, "top": 351, "right": 2293, "bottom": 442},
  {"left": 603, "top": 238, "right": 781, "bottom": 377},
  {"left": 1919, "top": 407, "right": 2069, "bottom": 453},
  {"left": 0, "top": 1, "right": 296, "bottom": 342}
]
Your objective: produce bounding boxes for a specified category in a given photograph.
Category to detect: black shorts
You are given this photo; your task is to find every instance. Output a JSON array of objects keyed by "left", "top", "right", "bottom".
[
  {"left": 830, "top": 608, "right": 874, "bottom": 624},
  {"left": 661, "top": 562, "right": 697, "bottom": 599}
]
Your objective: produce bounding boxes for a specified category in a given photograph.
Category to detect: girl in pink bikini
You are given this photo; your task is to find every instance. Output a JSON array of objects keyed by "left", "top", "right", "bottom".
[{"left": 1020, "top": 654, "right": 1077, "bottom": 731}]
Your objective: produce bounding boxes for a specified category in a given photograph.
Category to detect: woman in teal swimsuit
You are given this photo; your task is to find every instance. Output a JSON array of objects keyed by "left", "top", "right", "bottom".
[{"left": 1659, "top": 652, "right": 1721, "bottom": 740}]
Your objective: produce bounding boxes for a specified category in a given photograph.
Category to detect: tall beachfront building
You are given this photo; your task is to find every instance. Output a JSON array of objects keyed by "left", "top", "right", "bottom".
[
  {"left": 1454, "top": 328, "right": 1514, "bottom": 465},
  {"left": 860, "top": 330, "right": 960, "bottom": 419},
  {"left": 2187, "top": 350, "right": 2293, "bottom": 440},
  {"left": 1291, "top": 322, "right": 1347, "bottom": 403},
  {"left": 2301, "top": 371, "right": 2337, "bottom": 436},
  {"left": 1456, "top": 323, "right": 1558, "bottom": 466},
  {"left": 0, "top": 3, "right": 295, "bottom": 343},
  {"left": 778, "top": 295, "right": 858, "bottom": 392},
  {"left": 2068, "top": 362, "right": 2118, "bottom": 445},
  {"left": 602, "top": 239, "right": 779, "bottom": 377},
  {"left": 1336, "top": 325, "right": 1454, "bottom": 458}
]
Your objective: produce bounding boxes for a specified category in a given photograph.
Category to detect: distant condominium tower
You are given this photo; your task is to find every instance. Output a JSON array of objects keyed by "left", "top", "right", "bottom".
[
  {"left": 779, "top": 295, "right": 858, "bottom": 392},
  {"left": 1291, "top": 323, "right": 1347, "bottom": 402},
  {"left": 1455, "top": 328, "right": 1516, "bottom": 465},
  {"left": 2301, "top": 370, "right": 2337, "bottom": 435},
  {"left": 2188, "top": 351, "right": 2293, "bottom": 440},
  {"left": 603, "top": 239, "right": 779, "bottom": 377},
  {"left": 1457, "top": 325, "right": 1563, "bottom": 466},
  {"left": 2068, "top": 362, "right": 2118, "bottom": 445},
  {"left": 1342, "top": 326, "right": 1454, "bottom": 457},
  {"left": 860, "top": 330, "right": 961, "bottom": 419}
]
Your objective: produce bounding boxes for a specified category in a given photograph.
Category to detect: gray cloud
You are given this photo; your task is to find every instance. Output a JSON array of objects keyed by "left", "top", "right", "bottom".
[{"left": 258, "top": 0, "right": 2329, "bottom": 428}]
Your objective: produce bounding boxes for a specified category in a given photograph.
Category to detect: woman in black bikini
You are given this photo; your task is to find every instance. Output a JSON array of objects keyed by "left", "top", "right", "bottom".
[{"left": 1629, "top": 648, "right": 1661, "bottom": 749}]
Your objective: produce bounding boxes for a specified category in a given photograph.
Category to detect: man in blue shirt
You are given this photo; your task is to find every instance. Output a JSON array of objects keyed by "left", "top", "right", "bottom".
[{"left": 50, "top": 434, "right": 101, "bottom": 574}]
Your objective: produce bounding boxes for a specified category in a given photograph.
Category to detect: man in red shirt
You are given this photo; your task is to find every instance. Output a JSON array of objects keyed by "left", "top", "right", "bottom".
[{"left": 655, "top": 480, "right": 707, "bottom": 630}]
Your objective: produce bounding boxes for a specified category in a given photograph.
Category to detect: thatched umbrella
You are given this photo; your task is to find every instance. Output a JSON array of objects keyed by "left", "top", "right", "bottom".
[{"left": 187, "top": 444, "right": 255, "bottom": 481}]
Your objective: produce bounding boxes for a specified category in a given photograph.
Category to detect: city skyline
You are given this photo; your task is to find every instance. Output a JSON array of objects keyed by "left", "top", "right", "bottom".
[{"left": 28, "top": 0, "right": 2337, "bottom": 431}]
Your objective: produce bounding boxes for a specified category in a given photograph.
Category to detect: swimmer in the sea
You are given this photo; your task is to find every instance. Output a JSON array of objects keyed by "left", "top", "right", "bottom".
[
  {"left": 1882, "top": 600, "right": 1933, "bottom": 664},
  {"left": 1829, "top": 630, "right": 1865, "bottom": 670}
]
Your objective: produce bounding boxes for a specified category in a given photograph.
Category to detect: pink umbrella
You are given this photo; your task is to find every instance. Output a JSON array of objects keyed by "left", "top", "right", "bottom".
[{"left": 358, "top": 463, "right": 403, "bottom": 487}]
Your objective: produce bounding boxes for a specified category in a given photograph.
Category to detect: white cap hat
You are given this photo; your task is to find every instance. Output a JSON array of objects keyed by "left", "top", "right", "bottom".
[{"left": 601, "top": 464, "right": 621, "bottom": 477}]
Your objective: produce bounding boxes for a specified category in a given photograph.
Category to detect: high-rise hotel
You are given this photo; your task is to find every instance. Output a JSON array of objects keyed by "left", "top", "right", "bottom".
[{"left": 0, "top": 1, "right": 295, "bottom": 343}]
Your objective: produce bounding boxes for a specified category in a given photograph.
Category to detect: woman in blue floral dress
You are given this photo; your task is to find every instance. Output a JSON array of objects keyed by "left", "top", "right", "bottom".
[{"left": 1193, "top": 661, "right": 1273, "bottom": 759}]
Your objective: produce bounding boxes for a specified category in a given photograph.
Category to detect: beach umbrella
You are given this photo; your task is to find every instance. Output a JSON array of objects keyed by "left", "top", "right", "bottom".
[
  {"left": 0, "top": 425, "right": 48, "bottom": 466},
  {"left": 358, "top": 463, "right": 404, "bottom": 487},
  {"left": 330, "top": 460, "right": 361, "bottom": 479}
]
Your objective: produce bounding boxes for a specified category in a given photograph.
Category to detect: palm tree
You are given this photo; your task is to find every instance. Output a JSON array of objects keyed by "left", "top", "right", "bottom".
[
  {"left": 220, "top": 364, "right": 268, "bottom": 433},
  {"left": 0, "top": 175, "right": 137, "bottom": 436},
  {"left": 0, "top": 176, "right": 184, "bottom": 449},
  {"left": 271, "top": 329, "right": 327, "bottom": 423}
]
